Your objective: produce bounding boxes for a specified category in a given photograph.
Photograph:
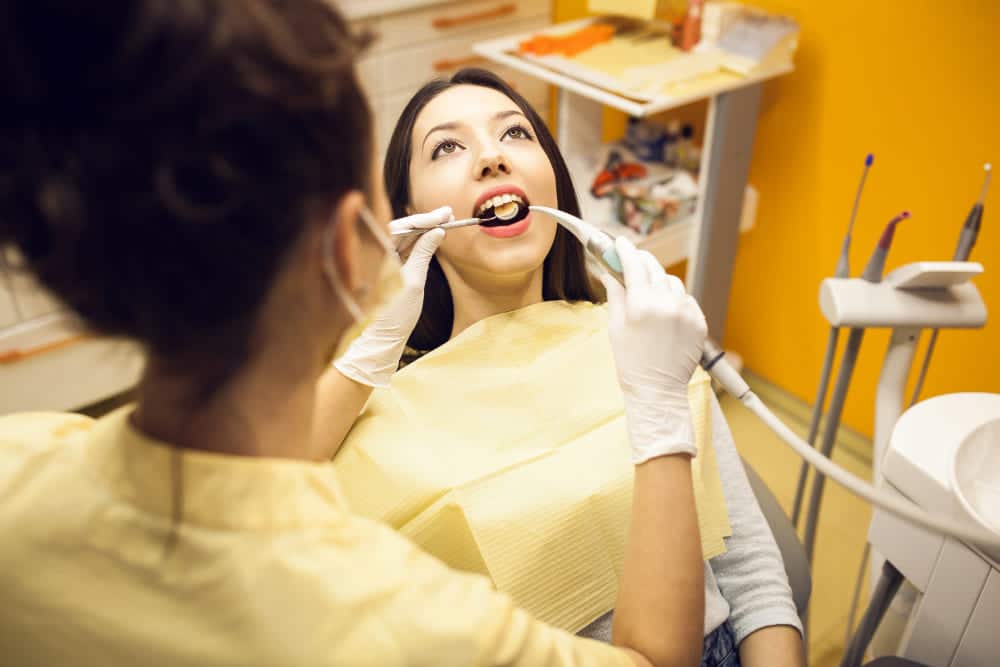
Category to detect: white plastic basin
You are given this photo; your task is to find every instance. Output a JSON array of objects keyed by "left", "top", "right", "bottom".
[{"left": 952, "top": 418, "right": 1000, "bottom": 536}]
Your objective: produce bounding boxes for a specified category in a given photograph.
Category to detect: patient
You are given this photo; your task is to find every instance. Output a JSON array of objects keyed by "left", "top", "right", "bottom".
[{"left": 334, "top": 68, "right": 803, "bottom": 667}]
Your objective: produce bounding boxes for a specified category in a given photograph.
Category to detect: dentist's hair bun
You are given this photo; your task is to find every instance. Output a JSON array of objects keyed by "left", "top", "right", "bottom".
[{"left": 1, "top": 0, "right": 373, "bottom": 366}]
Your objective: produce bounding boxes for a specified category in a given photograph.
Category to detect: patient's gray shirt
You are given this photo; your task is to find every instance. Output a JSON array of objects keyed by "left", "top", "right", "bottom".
[{"left": 579, "top": 393, "right": 804, "bottom": 645}]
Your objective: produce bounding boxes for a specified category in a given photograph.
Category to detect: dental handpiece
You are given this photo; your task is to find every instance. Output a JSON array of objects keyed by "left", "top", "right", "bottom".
[
  {"left": 536, "top": 206, "right": 753, "bottom": 400},
  {"left": 529, "top": 205, "right": 1000, "bottom": 552}
]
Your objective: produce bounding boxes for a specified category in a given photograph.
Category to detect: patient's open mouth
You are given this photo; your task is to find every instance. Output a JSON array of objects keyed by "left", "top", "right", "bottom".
[{"left": 476, "top": 192, "right": 530, "bottom": 226}]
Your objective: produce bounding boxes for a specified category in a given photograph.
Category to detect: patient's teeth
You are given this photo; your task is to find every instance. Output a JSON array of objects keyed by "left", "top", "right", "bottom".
[{"left": 478, "top": 193, "right": 527, "bottom": 218}]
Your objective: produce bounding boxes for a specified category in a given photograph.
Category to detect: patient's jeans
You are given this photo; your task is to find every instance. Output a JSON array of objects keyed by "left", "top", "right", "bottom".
[
  {"left": 578, "top": 615, "right": 740, "bottom": 666},
  {"left": 701, "top": 620, "right": 741, "bottom": 667}
]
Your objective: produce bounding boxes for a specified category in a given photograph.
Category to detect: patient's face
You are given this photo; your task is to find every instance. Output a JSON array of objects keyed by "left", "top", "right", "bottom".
[{"left": 408, "top": 85, "right": 558, "bottom": 279}]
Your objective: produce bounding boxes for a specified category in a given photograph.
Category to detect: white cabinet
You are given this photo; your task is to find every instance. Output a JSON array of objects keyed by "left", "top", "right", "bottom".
[
  {"left": 352, "top": 0, "right": 553, "bottom": 161},
  {"left": 0, "top": 252, "right": 141, "bottom": 414}
]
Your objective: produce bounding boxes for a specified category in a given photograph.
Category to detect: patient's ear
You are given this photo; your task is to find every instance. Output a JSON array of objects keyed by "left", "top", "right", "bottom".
[{"left": 404, "top": 203, "right": 415, "bottom": 216}]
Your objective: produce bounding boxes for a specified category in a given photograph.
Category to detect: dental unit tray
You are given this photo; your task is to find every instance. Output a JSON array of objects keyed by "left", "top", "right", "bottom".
[
  {"left": 883, "top": 261, "right": 984, "bottom": 289},
  {"left": 820, "top": 262, "right": 987, "bottom": 330}
]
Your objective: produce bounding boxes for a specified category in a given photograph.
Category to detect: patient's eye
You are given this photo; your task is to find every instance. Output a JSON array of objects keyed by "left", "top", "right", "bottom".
[
  {"left": 432, "top": 139, "right": 463, "bottom": 160},
  {"left": 502, "top": 124, "right": 533, "bottom": 141}
]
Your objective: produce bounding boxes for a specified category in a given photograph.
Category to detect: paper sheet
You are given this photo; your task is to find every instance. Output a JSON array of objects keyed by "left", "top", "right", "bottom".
[{"left": 334, "top": 301, "right": 731, "bottom": 631}]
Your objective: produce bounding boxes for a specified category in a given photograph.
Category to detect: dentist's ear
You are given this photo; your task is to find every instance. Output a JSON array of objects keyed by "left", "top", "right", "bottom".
[{"left": 321, "top": 191, "right": 367, "bottom": 320}]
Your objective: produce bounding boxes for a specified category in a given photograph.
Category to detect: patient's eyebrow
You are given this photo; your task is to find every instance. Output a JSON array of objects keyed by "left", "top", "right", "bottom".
[
  {"left": 422, "top": 122, "right": 461, "bottom": 149},
  {"left": 421, "top": 110, "right": 528, "bottom": 149}
]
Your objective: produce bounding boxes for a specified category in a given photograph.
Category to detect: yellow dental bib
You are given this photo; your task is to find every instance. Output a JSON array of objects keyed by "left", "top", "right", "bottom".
[{"left": 334, "top": 300, "right": 731, "bottom": 632}]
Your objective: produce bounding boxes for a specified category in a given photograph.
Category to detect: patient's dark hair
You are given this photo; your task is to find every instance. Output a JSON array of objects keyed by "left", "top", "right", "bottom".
[
  {"left": 0, "top": 0, "right": 372, "bottom": 370},
  {"left": 384, "top": 68, "right": 603, "bottom": 353}
]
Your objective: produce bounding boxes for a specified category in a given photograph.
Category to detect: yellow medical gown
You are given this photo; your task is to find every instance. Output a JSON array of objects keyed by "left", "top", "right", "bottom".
[
  {"left": 335, "top": 301, "right": 732, "bottom": 633},
  {"left": 0, "top": 409, "right": 631, "bottom": 667}
]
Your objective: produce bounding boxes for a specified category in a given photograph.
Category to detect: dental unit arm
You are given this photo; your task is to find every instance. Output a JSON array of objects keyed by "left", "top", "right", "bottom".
[{"left": 528, "top": 205, "right": 1000, "bottom": 552}]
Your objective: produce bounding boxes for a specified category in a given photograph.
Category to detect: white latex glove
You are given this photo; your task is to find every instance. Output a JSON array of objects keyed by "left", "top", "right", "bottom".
[
  {"left": 600, "top": 236, "right": 708, "bottom": 464},
  {"left": 333, "top": 207, "right": 452, "bottom": 388}
]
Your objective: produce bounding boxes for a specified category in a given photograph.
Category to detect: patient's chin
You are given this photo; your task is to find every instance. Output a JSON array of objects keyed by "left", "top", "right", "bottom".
[{"left": 442, "top": 241, "right": 549, "bottom": 282}]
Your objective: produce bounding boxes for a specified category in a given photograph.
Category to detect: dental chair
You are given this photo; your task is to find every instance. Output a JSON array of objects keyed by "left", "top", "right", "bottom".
[{"left": 743, "top": 460, "right": 928, "bottom": 667}]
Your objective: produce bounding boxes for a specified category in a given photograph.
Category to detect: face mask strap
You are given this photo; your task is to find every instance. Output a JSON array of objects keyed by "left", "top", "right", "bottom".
[
  {"left": 323, "top": 215, "right": 367, "bottom": 325},
  {"left": 323, "top": 205, "right": 400, "bottom": 324}
]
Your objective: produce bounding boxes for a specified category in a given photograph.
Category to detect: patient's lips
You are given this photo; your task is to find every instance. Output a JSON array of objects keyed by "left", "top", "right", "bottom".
[{"left": 473, "top": 185, "right": 532, "bottom": 238}]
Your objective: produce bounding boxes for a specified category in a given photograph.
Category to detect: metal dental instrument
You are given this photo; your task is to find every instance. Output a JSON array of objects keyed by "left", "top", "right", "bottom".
[
  {"left": 792, "top": 153, "right": 874, "bottom": 528},
  {"left": 391, "top": 216, "right": 496, "bottom": 238},
  {"left": 908, "top": 162, "right": 991, "bottom": 406},
  {"left": 529, "top": 205, "right": 1000, "bottom": 551}
]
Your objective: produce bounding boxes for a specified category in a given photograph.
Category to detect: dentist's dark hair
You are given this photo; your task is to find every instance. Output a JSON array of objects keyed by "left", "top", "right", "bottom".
[
  {"left": 0, "top": 0, "right": 372, "bottom": 375},
  {"left": 383, "top": 68, "right": 602, "bottom": 354}
]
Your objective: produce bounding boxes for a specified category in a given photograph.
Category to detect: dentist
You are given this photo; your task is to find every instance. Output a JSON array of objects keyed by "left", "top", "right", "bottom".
[{"left": 1, "top": 1, "right": 708, "bottom": 665}]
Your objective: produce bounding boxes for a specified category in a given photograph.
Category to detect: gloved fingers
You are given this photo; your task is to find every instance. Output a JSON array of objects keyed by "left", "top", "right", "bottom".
[
  {"left": 614, "top": 236, "right": 647, "bottom": 289},
  {"left": 405, "top": 227, "right": 445, "bottom": 263},
  {"left": 665, "top": 273, "right": 687, "bottom": 297},
  {"left": 400, "top": 228, "right": 445, "bottom": 286},
  {"left": 394, "top": 232, "right": 419, "bottom": 255},
  {"left": 392, "top": 207, "right": 453, "bottom": 254},
  {"left": 639, "top": 250, "right": 671, "bottom": 289},
  {"left": 614, "top": 236, "right": 650, "bottom": 318},
  {"left": 599, "top": 271, "right": 626, "bottom": 322},
  {"left": 389, "top": 206, "right": 453, "bottom": 234},
  {"left": 682, "top": 295, "right": 709, "bottom": 333}
]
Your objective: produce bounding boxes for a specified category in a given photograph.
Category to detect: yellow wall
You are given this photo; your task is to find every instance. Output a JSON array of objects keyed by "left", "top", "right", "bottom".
[{"left": 554, "top": 0, "right": 999, "bottom": 437}]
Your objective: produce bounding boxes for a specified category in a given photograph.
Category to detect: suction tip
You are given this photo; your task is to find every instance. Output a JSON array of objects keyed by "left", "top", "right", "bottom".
[{"left": 865, "top": 154, "right": 874, "bottom": 167}]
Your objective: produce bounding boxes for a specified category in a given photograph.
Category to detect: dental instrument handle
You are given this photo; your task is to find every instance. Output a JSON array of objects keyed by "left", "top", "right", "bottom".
[
  {"left": 580, "top": 223, "right": 750, "bottom": 403},
  {"left": 583, "top": 227, "right": 746, "bottom": 394},
  {"left": 700, "top": 339, "right": 751, "bottom": 399},
  {"left": 909, "top": 163, "right": 989, "bottom": 407},
  {"left": 585, "top": 231, "right": 626, "bottom": 279},
  {"left": 441, "top": 217, "right": 492, "bottom": 230},
  {"left": 861, "top": 211, "right": 909, "bottom": 282},
  {"left": 837, "top": 153, "right": 875, "bottom": 279},
  {"left": 791, "top": 326, "right": 840, "bottom": 526},
  {"left": 391, "top": 216, "right": 491, "bottom": 236},
  {"left": 795, "top": 154, "right": 874, "bottom": 526}
]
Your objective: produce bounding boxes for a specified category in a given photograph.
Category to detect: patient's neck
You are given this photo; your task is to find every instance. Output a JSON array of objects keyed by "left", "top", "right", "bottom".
[{"left": 442, "top": 263, "right": 544, "bottom": 339}]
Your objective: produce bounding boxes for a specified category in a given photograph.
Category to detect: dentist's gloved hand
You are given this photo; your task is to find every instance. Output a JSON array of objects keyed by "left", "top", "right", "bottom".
[
  {"left": 600, "top": 237, "right": 708, "bottom": 464},
  {"left": 333, "top": 207, "right": 451, "bottom": 388}
]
